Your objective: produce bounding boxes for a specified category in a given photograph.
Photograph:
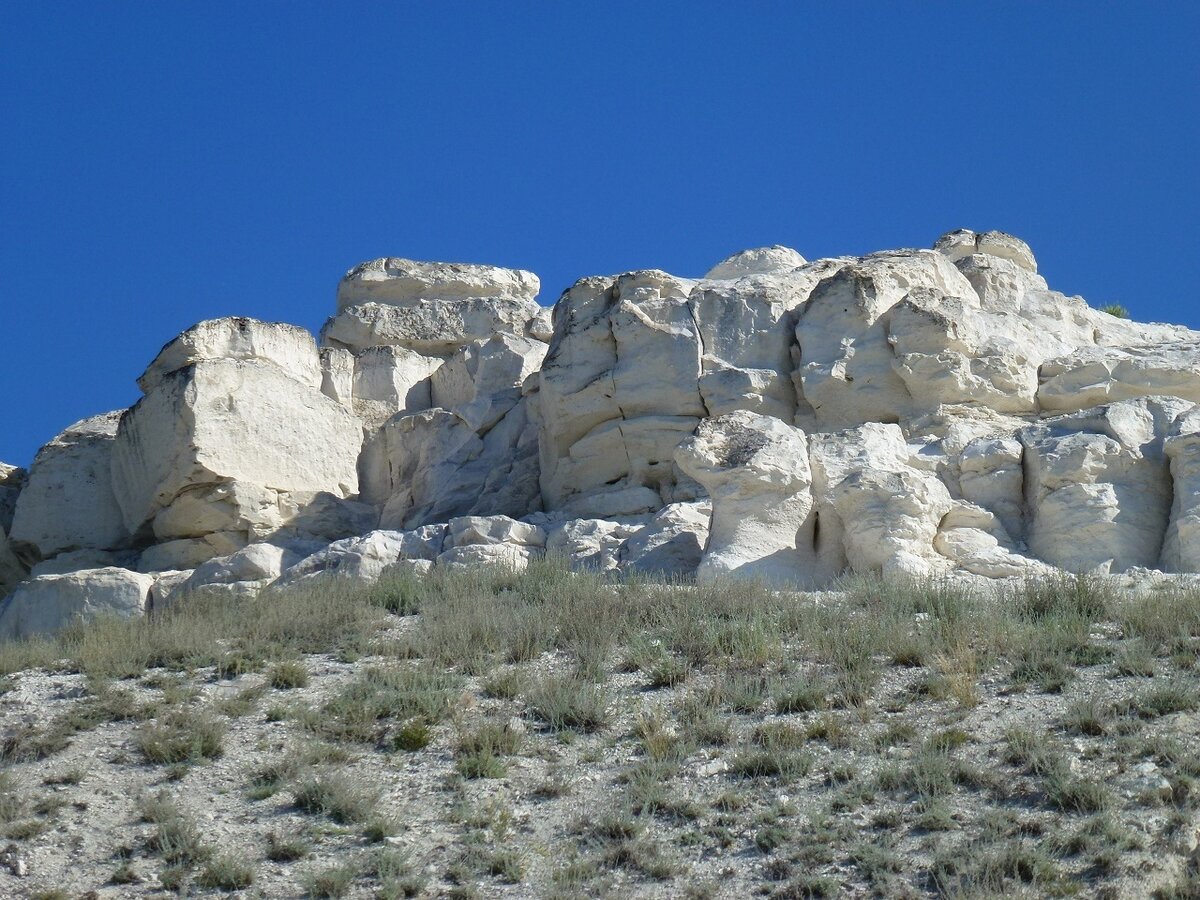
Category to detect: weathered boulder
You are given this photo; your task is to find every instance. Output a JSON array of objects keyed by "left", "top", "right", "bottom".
[
  {"left": 619, "top": 500, "right": 710, "bottom": 577},
  {"left": 275, "top": 526, "right": 446, "bottom": 586},
  {"left": 933, "top": 229, "right": 1038, "bottom": 273},
  {"left": 1038, "top": 341, "right": 1200, "bottom": 414},
  {"left": 367, "top": 399, "right": 542, "bottom": 530},
  {"left": 138, "top": 318, "right": 322, "bottom": 393},
  {"left": 180, "top": 539, "right": 327, "bottom": 599},
  {"left": 437, "top": 543, "right": 539, "bottom": 571},
  {"left": 447, "top": 516, "right": 546, "bottom": 550},
  {"left": 1021, "top": 397, "right": 1192, "bottom": 573},
  {"left": 794, "top": 251, "right": 976, "bottom": 428},
  {"left": 539, "top": 271, "right": 706, "bottom": 516},
  {"left": 10, "top": 412, "right": 129, "bottom": 562},
  {"left": 335, "top": 258, "right": 540, "bottom": 312},
  {"left": 676, "top": 411, "right": 821, "bottom": 586},
  {"left": 112, "top": 347, "right": 362, "bottom": 552},
  {"left": 0, "top": 567, "right": 153, "bottom": 640},
  {"left": 431, "top": 335, "right": 546, "bottom": 432},
  {"left": 810, "top": 423, "right": 953, "bottom": 578},
  {"left": 347, "top": 345, "right": 443, "bottom": 431},
  {"left": 957, "top": 437, "right": 1025, "bottom": 542},
  {"left": 138, "top": 532, "right": 248, "bottom": 572},
  {"left": 889, "top": 287, "right": 1040, "bottom": 414},
  {"left": 545, "top": 517, "right": 645, "bottom": 572},
  {"left": 934, "top": 502, "right": 1051, "bottom": 579},
  {"left": 705, "top": 245, "right": 807, "bottom": 279}
]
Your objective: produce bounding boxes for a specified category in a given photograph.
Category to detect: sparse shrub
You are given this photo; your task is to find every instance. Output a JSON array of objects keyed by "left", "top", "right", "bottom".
[
  {"left": 136, "top": 709, "right": 225, "bottom": 764},
  {"left": 456, "top": 721, "right": 522, "bottom": 779},
  {"left": 526, "top": 673, "right": 609, "bottom": 732},
  {"left": 305, "top": 665, "right": 462, "bottom": 744},
  {"left": 302, "top": 859, "right": 361, "bottom": 898},
  {"left": 196, "top": 852, "right": 255, "bottom": 891},
  {"left": 773, "top": 674, "right": 829, "bottom": 714},
  {"left": 268, "top": 660, "right": 310, "bottom": 689},
  {"left": 1100, "top": 303, "right": 1129, "bottom": 319},
  {"left": 481, "top": 669, "right": 525, "bottom": 700},
  {"left": 265, "top": 829, "right": 310, "bottom": 862},
  {"left": 392, "top": 719, "right": 433, "bottom": 752},
  {"left": 140, "top": 792, "right": 209, "bottom": 864},
  {"left": 293, "top": 772, "right": 380, "bottom": 824}
]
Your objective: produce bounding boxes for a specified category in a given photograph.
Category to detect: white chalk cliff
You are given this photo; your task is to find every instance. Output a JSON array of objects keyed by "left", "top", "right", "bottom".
[{"left": 3, "top": 231, "right": 1200, "bottom": 638}]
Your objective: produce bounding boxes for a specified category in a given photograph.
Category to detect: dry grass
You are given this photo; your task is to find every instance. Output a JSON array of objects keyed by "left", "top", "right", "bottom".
[{"left": 3, "top": 562, "right": 1200, "bottom": 896}]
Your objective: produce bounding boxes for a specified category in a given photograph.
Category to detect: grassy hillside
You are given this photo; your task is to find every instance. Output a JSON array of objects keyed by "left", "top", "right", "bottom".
[{"left": 1, "top": 562, "right": 1199, "bottom": 897}]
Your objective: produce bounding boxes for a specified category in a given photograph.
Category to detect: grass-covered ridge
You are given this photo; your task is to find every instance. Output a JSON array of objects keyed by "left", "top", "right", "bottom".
[{"left": 2, "top": 560, "right": 1200, "bottom": 897}]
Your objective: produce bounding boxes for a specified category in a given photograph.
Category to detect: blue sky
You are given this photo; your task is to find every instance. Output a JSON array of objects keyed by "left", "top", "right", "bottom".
[{"left": 2, "top": 2, "right": 1198, "bottom": 466}]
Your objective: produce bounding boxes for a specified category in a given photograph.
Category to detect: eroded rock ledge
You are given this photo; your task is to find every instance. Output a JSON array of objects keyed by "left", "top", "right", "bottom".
[{"left": 4, "top": 232, "right": 1200, "bottom": 639}]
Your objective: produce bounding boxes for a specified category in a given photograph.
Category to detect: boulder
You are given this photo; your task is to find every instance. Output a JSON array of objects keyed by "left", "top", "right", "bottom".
[
  {"left": 676, "top": 411, "right": 822, "bottom": 586},
  {"left": 10, "top": 412, "right": 129, "bottom": 561},
  {"left": 810, "top": 423, "right": 953, "bottom": 578},
  {"left": 957, "top": 437, "right": 1025, "bottom": 542},
  {"left": 431, "top": 335, "right": 547, "bottom": 432},
  {"left": 705, "top": 245, "right": 807, "bottom": 279},
  {"left": 112, "top": 355, "right": 362, "bottom": 546},
  {"left": 437, "top": 543, "right": 539, "bottom": 571},
  {"left": 619, "top": 500, "right": 710, "bottom": 577},
  {"left": 545, "top": 517, "right": 645, "bottom": 572},
  {"left": 276, "top": 527, "right": 446, "bottom": 586},
  {"left": 183, "top": 540, "right": 327, "bottom": 594},
  {"left": 447, "top": 516, "right": 546, "bottom": 549},
  {"left": 1038, "top": 341, "right": 1200, "bottom": 414},
  {"left": 348, "top": 345, "right": 443, "bottom": 431},
  {"left": 1020, "top": 397, "right": 1192, "bottom": 573},
  {"left": 138, "top": 318, "right": 323, "bottom": 394},
  {"left": 933, "top": 228, "right": 1038, "bottom": 272},
  {"left": 335, "top": 258, "right": 540, "bottom": 312},
  {"left": 0, "top": 567, "right": 153, "bottom": 640},
  {"left": 934, "top": 503, "right": 1051, "bottom": 579},
  {"left": 794, "top": 251, "right": 976, "bottom": 428},
  {"left": 138, "top": 532, "right": 248, "bottom": 572}
]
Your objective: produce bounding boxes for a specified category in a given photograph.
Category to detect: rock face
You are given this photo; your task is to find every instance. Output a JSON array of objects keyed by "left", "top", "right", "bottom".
[
  {"left": 110, "top": 319, "right": 365, "bottom": 571},
  {"left": 9, "top": 413, "right": 129, "bottom": 563},
  {"left": 676, "top": 411, "right": 820, "bottom": 586},
  {"left": 4, "top": 230, "right": 1200, "bottom": 639}
]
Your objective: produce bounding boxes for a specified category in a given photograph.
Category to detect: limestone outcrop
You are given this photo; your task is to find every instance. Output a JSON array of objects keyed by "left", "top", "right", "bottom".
[
  {"left": 3, "top": 230, "right": 1200, "bottom": 638},
  {"left": 9, "top": 412, "right": 129, "bottom": 563}
]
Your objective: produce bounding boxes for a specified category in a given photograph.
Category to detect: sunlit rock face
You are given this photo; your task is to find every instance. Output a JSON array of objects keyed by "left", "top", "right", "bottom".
[{"left": 5, "top": 230, "right": 1200, "bottom": 638}]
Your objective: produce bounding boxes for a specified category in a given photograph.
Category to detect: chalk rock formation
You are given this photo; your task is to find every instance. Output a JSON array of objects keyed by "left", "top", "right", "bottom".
[
  {"left": 676, "top": 411, "right": 819, "bottom": 585},
  {"left": 0, "top": 567, "right": 153, "bottom": 641},
  {"left": 5, "top": 229, "right": 1200, "bottom": 639},
  {"left": 111, "top": 319, "right": 364, "bottom": 571},
  {"left": 10, "top": 412, "right": 129, "bottom": 562},
  {"left": 1021, "top": 397, "right": 1191, "bottom": 573},
  {"left": 0, "top": 464, "right": 27, "bottom": 596},
  {"left": 706, "top": 245, "right": 806, "bottom": 279}
]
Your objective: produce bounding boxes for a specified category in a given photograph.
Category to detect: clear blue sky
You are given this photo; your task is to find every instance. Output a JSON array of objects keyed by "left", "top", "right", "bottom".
[{"left": 2, "top": 3, "right": 1198, "bottom": 466}]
